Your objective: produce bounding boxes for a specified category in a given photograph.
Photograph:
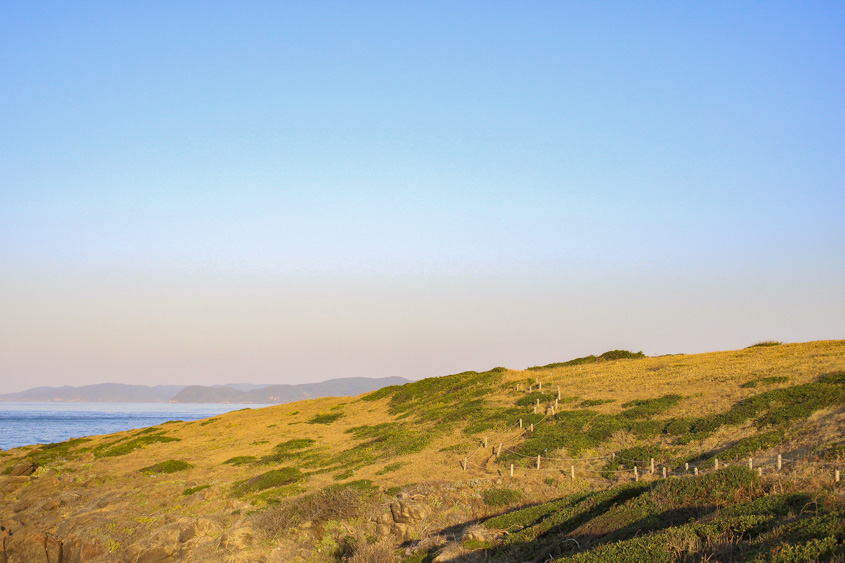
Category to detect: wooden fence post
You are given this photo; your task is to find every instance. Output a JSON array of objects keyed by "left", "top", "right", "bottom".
[
  {"left": 662, "top": 466, "right": 667, "bottom": 479},
  {"left": 530, "top": 423, "right": 534, "bottom": 432},
  {"left": 519, "top": 419, "right": 523, "bottom": 429},
  {"left": 557, "top": 386, "right": 561, "bottom": 400},
  {"left": 714, "top": 458, "right": 719, "bottom": 470},
  {"left": 685, "top": 463, "right": 689, "bottom": 473},
  {"left": 510, "top": 464, "right": 514, "bottom": 477},
  {"left": 483, "top": 436, "right": 488, "bottom": 449},
  {"left": 836, "top": 470, "right": 840, "bottom": 483},
  {"left": 634, "top": 466, "right": 639, "bottom": 482},
  {"left": 749, "top": 458, "right": 753, "bottom": 470},
  {"left": 757, "top": 467, "right": 763, "bottom": 476},
  {"left": 650, "top": 458, "right": 655, "bottom": 474},
  {"left": 462, "top": 458, "right": 467, "bottom": 471},
  {"left": 571, "top": 465, "right": 575, "bottom": 480},
  {"left": 536, "top": 455, "right": 541, "bottom": 470},
  {"left": 497, "top": 443, "right": 502, "bottom": 458},
  {"left": 777, "top": 454, "right": 782, "bottom": 471},
  {"left": 694, "top": 467, "right": 698, "bottom": 476}
]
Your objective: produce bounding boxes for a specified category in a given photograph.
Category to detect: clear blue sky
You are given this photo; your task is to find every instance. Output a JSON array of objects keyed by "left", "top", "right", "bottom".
[{"left": 1, "top": 2, "right": 843, "bottom": 392}]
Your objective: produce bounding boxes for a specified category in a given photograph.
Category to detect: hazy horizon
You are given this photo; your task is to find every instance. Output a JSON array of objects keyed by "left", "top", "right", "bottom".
[{"left": 2, "top": 3, "right": 843, "bottom": 394}]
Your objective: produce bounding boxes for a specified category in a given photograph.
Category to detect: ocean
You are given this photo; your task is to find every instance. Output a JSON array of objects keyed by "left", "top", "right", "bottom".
[{"left": 0, "top": 402, "right": 273, "bottom": 451}]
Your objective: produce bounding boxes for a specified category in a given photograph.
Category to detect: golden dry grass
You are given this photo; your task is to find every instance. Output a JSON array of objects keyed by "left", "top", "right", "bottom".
[{"left": 2, "top": 339, "right": 843, "bottom": 540}]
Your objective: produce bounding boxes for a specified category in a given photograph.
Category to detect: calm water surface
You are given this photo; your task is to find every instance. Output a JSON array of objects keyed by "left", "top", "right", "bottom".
[{"left": 0, "top": 402, "right": 273, "bottom": 450}]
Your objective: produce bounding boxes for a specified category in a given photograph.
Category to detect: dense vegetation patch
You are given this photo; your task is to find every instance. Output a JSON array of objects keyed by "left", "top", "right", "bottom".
[
  {"left": 235, "top": 467, "right": 304, "bottom": 495},
  {"left": 92, "top": 433, "right": 181, "bottom": 458},
  {"left": 223, "top": 455, "right": 258, "bottom": 466},
  {"left": 138, "top": 459, "right": 193, "bottom": 475},
  {"left": 400, "top": 467, "right": 844, "bottom": 563},
  {"left": 307, "top": 412, "right": 344, "bottom": 424},
  {"left": 182, "top": 484, "right": 210, "bottom": 496},
  {"left": 740, "top": 375, "right": 789, "bottom": 388},
  {"left": 482, "top": 487, "right": 523, "bottom": 507},
  {"left": 260, "top": 438, "right": 318, "bottom": 465},
  {"left": 527, "top": 350, "right": 646, "bottom": 371},
  {"left": 20, "top": 437, "right": 92, "bottom": 467}
]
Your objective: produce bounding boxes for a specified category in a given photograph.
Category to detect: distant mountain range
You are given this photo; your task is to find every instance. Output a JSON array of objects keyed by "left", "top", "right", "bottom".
[{"left": 0, "top": 377, "right": 411, "bottom": 404}]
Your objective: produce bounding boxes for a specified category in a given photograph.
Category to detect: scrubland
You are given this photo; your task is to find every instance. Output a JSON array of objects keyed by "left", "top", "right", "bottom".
[{"left": 1, "top": 340, "right": 844, "bottom": 562}]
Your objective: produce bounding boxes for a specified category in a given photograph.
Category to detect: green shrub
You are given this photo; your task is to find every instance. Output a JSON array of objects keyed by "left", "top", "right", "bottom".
[
  {"left": 746, "top": 341, "right": 782, "bottom": 348},
  {"left": 581, "top": 398, "right": 615, "bottom": 407},
  {"left": 527, "top": 350, "right": 645, "bottom": 371},
  {"left": 139, "top": 459, "right": 193, "bottom": 475},
  {"left": 717, "top": 430, "right": 785, "bottom": 460},
  {"left": 236, "top": 467, "right": 304, "bottom": 494},
  {"left": 514, "top": 391, "right": 556, "bottom": 407},
  {"left": 199, "top": 418, "right": 220, "bottom": 426},
  {"left": 183, "top": 484, "right": 210, "bottom": 496},
  {"left": 482, "top": 487, "right": 522, "bottom": 507},
  {"left": 307, "top": 412, "right": 344, "bottom": 424},
  {"left": 24, "top": 437, "right": 92, "bottom": 466},
  {"left": 621, "top": 394, "right": 682, "bottom": 419},
  {"left": 260, "top": 438, "right": 318, "bottom": 465},
  {"left": 375, "top": 462, "right": 403, "bottom": 475},
  {"left": 223, "top": 456, "right": 258, "bottom": 466},
  {"left": 94, "top": 433, "right": 181, "bottom": 458}
]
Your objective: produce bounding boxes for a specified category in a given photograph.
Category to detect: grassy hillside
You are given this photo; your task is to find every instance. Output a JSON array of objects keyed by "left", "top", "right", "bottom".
[{"left": 1, "top": 340, "right": 843, "bottom": 562}]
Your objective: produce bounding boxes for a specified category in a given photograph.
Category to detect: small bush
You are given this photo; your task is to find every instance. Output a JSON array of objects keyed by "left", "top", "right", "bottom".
[
  {"left": 223, "top": 456, "right": 258, "bottom": 466},
  {"left": 581, "top": 398, "right": 615, "bottom": 407},
  {"left": 236, "top": 467, "right": 304, "bottom": 495},
  {"left": 621, "top": 394, "right": 683, "bottom": 419},
  {"left": 307, "top": 412, "right": 344, "bottom": 424},
  {"left": 482, "top": 487, "right": 522, "bottom": 507},
  {"left": 183, "top": 484, "right": 210, "bottom": 496},
  {"left": 717, "top": 430, "right": 785, "bottom": 461},
  {"left": 94, "top": 433, "right": 181, "bottom": 458},
  {"left": 139, "top": 459, "right": 193, "bottom": 475},
  {"left": 199, "top": 418, "right": 220, "bottom": 426},
  {"left": 746, "top": 341, "right": 782, "bottom": 348},
  {"left": 740, "top": 376, "right": 788, "bottom": 389},
  {"left": 515, "top": 391, "right": 556, "bottom": 407},
  {"left": 528, "top": 350, "right": 645, "bottom": 370},
  {"left": 375, "top": 462, "right": 403, "bottom": 475}
]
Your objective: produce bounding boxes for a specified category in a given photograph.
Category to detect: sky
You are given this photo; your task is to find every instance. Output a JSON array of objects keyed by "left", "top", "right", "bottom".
[{"left": 1, "top": 2, "right": 843, "bottom": 393}]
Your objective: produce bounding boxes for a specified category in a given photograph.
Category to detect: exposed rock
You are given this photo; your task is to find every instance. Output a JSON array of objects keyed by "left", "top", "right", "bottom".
[
  {"left": 61, "top": 535, "right": 106, "bottom": 563},
  {"left": 432, "top": 542, "right": 468, "bottom": 563},
  {"left": 3, "top": 527, "right": 60, "bottom": 563},
  {"left": 390, "top": 500, "right": 430, "bottom": 524},
  {"left": 461, "top": 524, "right": 500, "bottom": 543},
  {"left": 220, "top": 526, "right": 258, "bottom": 551},
  {"left": 178, "top": 518, "right": 218, "bottom": 543},
  {"left": 0, "top": 477, "right": 30, "bottom": 494},
  {"left": 123, "top": 545, "right": 174, "bottom": 563}
]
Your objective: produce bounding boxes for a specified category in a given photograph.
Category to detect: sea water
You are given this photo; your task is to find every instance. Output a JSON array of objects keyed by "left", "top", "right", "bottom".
[{"left": 0, "top": 402, "right": 274, "bottom": 451}]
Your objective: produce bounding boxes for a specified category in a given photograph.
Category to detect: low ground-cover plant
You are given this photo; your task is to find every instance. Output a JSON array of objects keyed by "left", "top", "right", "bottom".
[
  {"left": 139, "top": 459, "right": 193, "bottom": 475},
  {"left": 223, "top": 455, "right": 258, "bottom": 466},
  {"left": 740, "top": 376, "right": 789, "bottom": 388},
  {"left": 527, "top": 350, "right": 645, "bottom": 371},
  {"left": 482, "top": 487, "right": 522, "bottom": 507},
  {"left": 307, "top": 412, "right": 344, "bottom": 425},
  {"left": 250, "top": 479, "right": 380, "bottom": 538},
  {"left": 182, "top": 484, "right": 210, "bottom": 496},
  {"left": 235, "top": 467, "right": 304, "bottom": 495},
  {"left": 715, "top": 429, "right": 786, "bottom": 461},
  {"left": 93, "top": 433, "right": 181, "bottom": 458}
]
